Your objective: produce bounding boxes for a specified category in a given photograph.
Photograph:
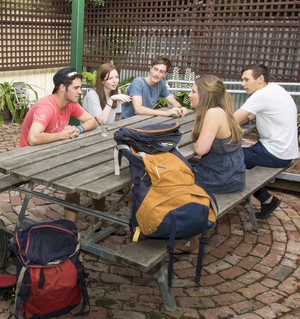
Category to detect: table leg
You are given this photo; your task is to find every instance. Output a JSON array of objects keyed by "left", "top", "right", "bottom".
[
  {"left": 15, "top": 181, "right": 34, "bottom": 231},
  {"left": 153, "top": 263, "right": 177, "bottom": 311},
  {"left": 245, "top": 196, "right": 259, "bottom": 233}
]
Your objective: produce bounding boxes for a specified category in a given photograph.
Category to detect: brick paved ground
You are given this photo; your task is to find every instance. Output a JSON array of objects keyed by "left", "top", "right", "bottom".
[{"left": 0, "top": 123, "right": 299, "bottom": 319}]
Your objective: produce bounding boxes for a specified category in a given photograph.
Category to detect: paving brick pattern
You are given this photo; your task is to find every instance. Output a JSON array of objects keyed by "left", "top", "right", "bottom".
[{"left": 0, "top": 124, "right": 299, "bottom": 319}]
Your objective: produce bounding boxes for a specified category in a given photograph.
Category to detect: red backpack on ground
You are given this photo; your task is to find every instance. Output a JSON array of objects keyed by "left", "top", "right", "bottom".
[
  {"left": 10, "top": 219, "right": 90, "bottom": 319},
  {"left": 0, "top": 219, "right": 16, "bottom": 301},
  {"left": 0, "top": 272, "right": 16, "bottom": 300}
]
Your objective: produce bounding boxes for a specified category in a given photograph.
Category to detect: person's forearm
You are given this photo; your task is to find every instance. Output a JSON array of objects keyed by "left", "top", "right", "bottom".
[
  {"left": 233, "top": 109, "right": 251, "bottom": 125},
  {"left": 81, "top": 117, "right": 97, "bottom": 131},
  {"left": 171, "top": 101, "right": 182, "bottom": 108},
  {"left": 134, "top": 105, "right": 159, "bottom": 116},
  {"left": 96, "top": 106, "right": 111, "bottom": 124},
  {"left": 28, "top": 132, "right": 65, "bottom": 145},
  {"left": 136, "top": 106, "right": 173, "bottom": 117}
]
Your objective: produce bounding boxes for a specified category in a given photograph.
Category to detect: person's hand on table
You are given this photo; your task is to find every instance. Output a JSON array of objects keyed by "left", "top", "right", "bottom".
[
  {"left": 63, "top": 125, "right": 80, "bottom": 139},
  {"left": 179, "top": 106, "right": 188, "bottom": 117},
  {"left": 165, "top": 106, "right": 187, "bottom": 118},
  {"left": 169, "top": 106, "right": 187, "bottom": 117}
]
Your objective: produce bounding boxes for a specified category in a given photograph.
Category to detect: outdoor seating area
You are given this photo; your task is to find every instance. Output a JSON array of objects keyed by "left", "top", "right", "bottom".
[
  {"left": 0, "top": 122, "right": 299, "bottom": 318},
  {"left": 1, "top": 0, "right": 299, "bottom": 318}
]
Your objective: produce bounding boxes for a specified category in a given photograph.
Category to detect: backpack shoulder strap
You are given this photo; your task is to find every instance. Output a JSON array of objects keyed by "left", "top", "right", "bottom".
[
  {"left": 114, "top": 145, "right": 130, "bottom": 175},
  {"left": 114, "top": 123, "right": 182, "bottom": 154},
  {"left": 14, "top": 265, "right": 28, "bottom": 318}
]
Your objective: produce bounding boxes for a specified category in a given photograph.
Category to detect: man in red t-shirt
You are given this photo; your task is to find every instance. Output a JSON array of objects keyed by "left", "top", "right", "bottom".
[
  {"left": 19, "top": 67, "right": 97, "bottom": 222},
  {"left": 19, "top": 67, "right": 96, "bottom": 147}
]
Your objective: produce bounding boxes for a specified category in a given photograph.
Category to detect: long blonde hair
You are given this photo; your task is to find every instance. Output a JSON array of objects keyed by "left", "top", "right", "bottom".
[{"left": 192, "top": 75, "right": 242, "bottom": 144}]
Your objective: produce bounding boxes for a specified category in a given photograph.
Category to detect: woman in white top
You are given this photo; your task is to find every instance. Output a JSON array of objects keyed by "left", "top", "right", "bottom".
[
  {"left": 83, "top": 62, "right": 131, "bottom": 124},
  {"left": 65, "top": 63, "right": 131, "bottom": 224}
]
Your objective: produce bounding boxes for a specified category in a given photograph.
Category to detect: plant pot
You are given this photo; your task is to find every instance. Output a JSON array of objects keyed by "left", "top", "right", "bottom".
[{"left": 1, "top": 109, "right": 12, "bottom": 122}]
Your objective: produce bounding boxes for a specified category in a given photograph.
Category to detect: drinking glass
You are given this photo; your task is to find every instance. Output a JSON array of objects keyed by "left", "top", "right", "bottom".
[{"left": 100, "top": 120, "right": 108, "bottom": 137}]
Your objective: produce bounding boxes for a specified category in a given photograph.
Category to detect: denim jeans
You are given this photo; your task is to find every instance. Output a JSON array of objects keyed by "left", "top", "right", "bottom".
[{"left": 243, "top": 141, "right": 292, "bottom": 202}]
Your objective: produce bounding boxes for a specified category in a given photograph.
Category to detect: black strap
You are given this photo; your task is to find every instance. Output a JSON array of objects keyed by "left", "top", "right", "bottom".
[
  {"left": 167, "top": 212, "right": 176, "bottom": 288},
  {"left": 72, "top": 278, "right": 90, "bottom": 316},
  {"left": 195, "top": 226, "right": 207, "bottom": 283},
  {"left": 14, "top": 282, "right": 30, "bottom": 319}
]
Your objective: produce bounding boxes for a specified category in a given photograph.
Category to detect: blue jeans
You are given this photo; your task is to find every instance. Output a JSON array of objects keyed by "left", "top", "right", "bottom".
[{"left": 243, "top": 141, "right": 292, "bottom": 202}]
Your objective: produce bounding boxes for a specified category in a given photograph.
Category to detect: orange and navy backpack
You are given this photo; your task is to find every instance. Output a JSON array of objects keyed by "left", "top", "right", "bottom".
[{"left": 114, "top": 123, "right": 218, "bottom": 286}]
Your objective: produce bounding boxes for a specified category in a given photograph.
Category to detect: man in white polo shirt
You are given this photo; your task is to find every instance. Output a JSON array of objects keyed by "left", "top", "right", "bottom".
[{"left": 234, "top": 64, "right": 299, "bottom": 219}]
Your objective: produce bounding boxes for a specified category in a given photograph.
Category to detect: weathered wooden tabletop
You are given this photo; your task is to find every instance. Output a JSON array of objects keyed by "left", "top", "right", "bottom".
[
  {"left": 0, "top": 111, "right": 196, "bottom": 199},
  {"left": 0, "top": 110, "right": 255, "bottom": 201}
]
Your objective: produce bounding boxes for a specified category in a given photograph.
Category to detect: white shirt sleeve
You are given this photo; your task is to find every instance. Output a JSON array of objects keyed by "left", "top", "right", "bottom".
[{"left": 82, "top": 89, "right": 103, "bottom": 117}]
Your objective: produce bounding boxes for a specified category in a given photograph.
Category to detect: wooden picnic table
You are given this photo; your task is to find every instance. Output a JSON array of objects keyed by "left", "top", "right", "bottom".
[
  {"left": 0, "top": 109, "right": 256, "bottom": 311},
  {"left": 0, "top": 109, "right": 255, "bottom": 228}
]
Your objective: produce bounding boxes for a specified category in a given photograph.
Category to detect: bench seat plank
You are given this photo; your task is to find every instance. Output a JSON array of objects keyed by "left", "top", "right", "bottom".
[
  {"left": 115, "top": 239, "right": 186, "bottom": 273},
  {"left": 214, "top": 166, "right": 286, "bottom": 219},
  {"left": 115, "top": 239, "right": 170, "bottom": 272},
  {"left": 0, "top": 175, "right": 27, "bottom": 192}
]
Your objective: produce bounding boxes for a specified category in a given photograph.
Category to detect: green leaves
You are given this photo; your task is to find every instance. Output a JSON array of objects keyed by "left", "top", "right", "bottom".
[
  {"left": 82, "top": 70, "right": 97, "bottom": 86},
  {"left": 0, "top": 82, "right": 14, "bottom": 124}
]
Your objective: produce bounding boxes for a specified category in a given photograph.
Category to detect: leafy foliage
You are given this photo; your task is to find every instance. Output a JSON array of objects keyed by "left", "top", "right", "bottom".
[
  {"left": 0, "top": 82, "right": 15, "bottom": 125},
  {"left": 82, "top": 70, "right": 97, "bottom": 86},
  {"left": 157, "top": 66, "right": 199, "bottom": 109},
  {"left": 119, "top": 77, "right": 135, "bottom": 94}
]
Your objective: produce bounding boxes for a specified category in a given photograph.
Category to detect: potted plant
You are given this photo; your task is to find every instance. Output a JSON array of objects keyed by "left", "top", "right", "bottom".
[{"left": 0, "top": 81, "right": 15, "bottom": 124}]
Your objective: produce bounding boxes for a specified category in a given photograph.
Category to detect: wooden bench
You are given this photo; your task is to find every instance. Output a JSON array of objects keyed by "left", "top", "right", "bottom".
[
  {"left": 0, "top": 175, "right": 27, "bottom": 193},
  {"left": 214, "top": 166, "right": 287, "bottom": 232},
  {"left": 112, "top": 165, "right": 287, "bottom": 311},
  {"left": 6, "top": 165, "right": 287, "bottom": 311}
]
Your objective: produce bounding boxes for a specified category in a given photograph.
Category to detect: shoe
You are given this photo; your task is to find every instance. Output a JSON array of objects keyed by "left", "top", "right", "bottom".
[
  {"left": 174, "top": 245, "right": 198, "bottom": 255},
  {"left": 256, "top": 196, "right": 281, "bottom": 219},
  {"left": 174, "top": 248, "right": 198, "bottom": 255}
]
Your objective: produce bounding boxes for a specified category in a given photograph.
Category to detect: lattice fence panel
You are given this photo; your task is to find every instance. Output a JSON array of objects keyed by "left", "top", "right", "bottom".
[
  {"left": 84, "top": 0, "right": 300, "bottom": 82},
  {"left": 0, "top": 0, "right": 71, "bottom": 71},
  {"left": 1, "top": 0, "right": 299, "bottom": 82},
  {"left": 188, "top": 0, "right": 300, "bottom": 81},
  {"left": 84, "top": 0, "right": 193, "bottom": 71}
]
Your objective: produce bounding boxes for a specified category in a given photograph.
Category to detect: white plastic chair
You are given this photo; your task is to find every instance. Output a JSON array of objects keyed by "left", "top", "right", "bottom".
[{"left": 12, "top": 82, "right": 37, "bottom": 123}]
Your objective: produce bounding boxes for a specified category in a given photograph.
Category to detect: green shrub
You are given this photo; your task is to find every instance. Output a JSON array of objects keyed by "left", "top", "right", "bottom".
[
  {"left": 119, "top": 77, "right": 135, "bottom": 94},
  {"left": 82, "top": 70, "right": 97, "bottom": 86},
  {"left": 157, "top": 67, "right": 199, "bottom": 109}
]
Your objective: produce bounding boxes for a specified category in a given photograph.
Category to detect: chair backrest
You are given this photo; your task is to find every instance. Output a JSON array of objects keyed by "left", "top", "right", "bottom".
[
  {"left": 80, "top": 87, "right": 92, "bottom": 105},
  {"left": 13, "top": 82, "right": 36, "bottom": 107}
]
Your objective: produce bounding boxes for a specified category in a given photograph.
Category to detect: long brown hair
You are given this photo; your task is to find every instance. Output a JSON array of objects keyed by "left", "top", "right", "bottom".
[
  {"left": 191, "top": 75, "right": 242, "bottom": 144},
  {"left": 95, "top": 63, "right": 119, "bottom": 109}
]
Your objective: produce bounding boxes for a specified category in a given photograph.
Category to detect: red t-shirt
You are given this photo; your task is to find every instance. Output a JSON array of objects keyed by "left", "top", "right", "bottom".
[{"left": 19, "top": 95, "right": 84, "bottom": 148}]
